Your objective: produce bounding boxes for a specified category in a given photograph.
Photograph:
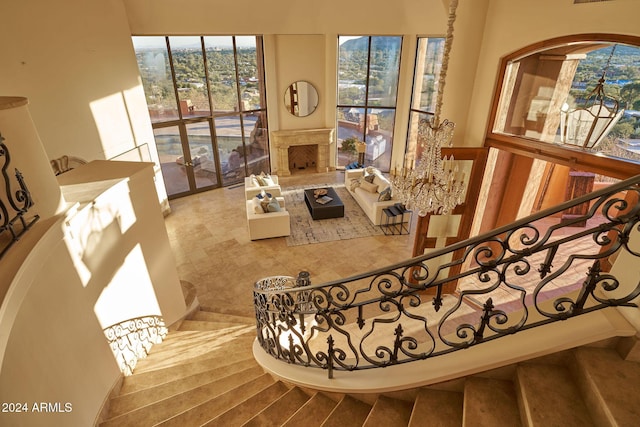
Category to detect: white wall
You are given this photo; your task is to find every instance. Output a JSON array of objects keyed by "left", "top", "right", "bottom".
[
  {"left": 466, "top": 0, "right": 640, "bottom": 148},
  {"left": 0, "top": 0, "right": 169, "bottom": 210},
  {"left": 0, "top": 162, "right": 185, "bottom": 426}
]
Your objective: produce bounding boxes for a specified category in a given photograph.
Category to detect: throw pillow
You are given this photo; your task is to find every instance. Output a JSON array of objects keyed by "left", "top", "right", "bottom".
[
  {"left": 255, "top": 175, "right": 266, "bottom": 186},
  {"left": 266, "top": 198, "right": 282, "bottom": 212},
  {"left": 364, "top": 174, "right": 376, "bottom": 184},
  {"left": 249, "top": 174, "right": 260, "bottom": 187},
  {"left": 251, "top": 196, "right": 265, "bottom": 214},
  {"left": 378, "top": 186, "right": 392, "bottom": 201},
  {"left": 373, "top": 174, "right": 391, "bottom": 193},
  {"left": 262, "top": 175, "right": 275, "bottom": 186},
  {"left": 349, "top": 178, "right": 362, "bottom": 191},
  {"left": 260, "top": 194, "right": 272, "bottom": 213},
  {"left": 359, "top": 180, "right": 379, "bottom": 193}
]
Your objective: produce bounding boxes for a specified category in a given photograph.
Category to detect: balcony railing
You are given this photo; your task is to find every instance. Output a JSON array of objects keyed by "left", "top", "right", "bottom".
[{"left": 253, "top": 175, "right": 640, "bottom": 378}]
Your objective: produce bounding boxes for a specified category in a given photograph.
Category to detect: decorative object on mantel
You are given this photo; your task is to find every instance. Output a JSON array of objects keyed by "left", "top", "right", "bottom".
[
  {"left": 50, "top": 154, "right": 88, "bottom": 176},
  {"left": 390, "top": 0, "right": 465, "bottom": 216},
  {"left": 559, "top": 44, "right": 623, "bottom": 150},
  {"left": 0, "top": 133, "right": 39, "bottom": 259}
]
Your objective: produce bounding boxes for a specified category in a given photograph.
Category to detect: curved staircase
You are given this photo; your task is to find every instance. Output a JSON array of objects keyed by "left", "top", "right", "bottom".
[{"left": 99, "top": 309, "right": 640, "bottom": 426}]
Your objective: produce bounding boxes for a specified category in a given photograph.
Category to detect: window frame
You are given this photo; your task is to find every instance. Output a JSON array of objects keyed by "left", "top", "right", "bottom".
[
  {"left": 485, "top": 33, "right": 640, "bottom": 180},
  {"left": 336, "top": 35, "right": 403, "bottom": 172}
]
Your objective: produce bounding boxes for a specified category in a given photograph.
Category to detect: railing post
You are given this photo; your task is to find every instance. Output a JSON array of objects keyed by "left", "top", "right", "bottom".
[{"left": 327, "top": 335, "right": 334, "bottom": 379}]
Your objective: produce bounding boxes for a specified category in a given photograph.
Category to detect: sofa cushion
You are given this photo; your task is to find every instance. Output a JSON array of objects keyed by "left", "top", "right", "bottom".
[
  {"left": 355, "top": 187, "right": 380, "bottom": 204},
  {"left": 251, "top": 196, "right": 265, "bottom": 214},
  {"left": 359, "top": 180, "right": 379, "bottom": 193},
  {"left": 349, "top": 178, "right": 362, "bottom": 191},
  {"left": 266, "top": 198, "right": 282, "bottom": 212},
  {"left": 378, "top": 186, "right": 392, "bottom": 201},
  {"left": 373, "top": 174, "right": 391, "bottom": 193}
]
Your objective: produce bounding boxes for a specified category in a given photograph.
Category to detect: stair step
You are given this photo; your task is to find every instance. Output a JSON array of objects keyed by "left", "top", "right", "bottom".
[
  {"left": 572, "top": 346, "right": 640, "bottom": 426},
  {"left": 131, "top": 333, "right": 255, "bottom": 376},
  {"left": 101, "top": 366, "right": 266, "bottom": 427},
  {"left": 155, "top": 373, "right": 277, "bottom": 427},
  {"left": 145, "top": 331, "right": 248, "bottom": 357},
  {"left": 363, "top": 395, "right": 413, "bottom": 426},
  {"left": 516, "top": 363, "right": 594, "bottom": 427},
  {"left": 243, "top": 386, "right": 311, "bottom": 426},
  {"left": 178, "top": 319, "right": 253, "bottom": 331},
  {"left": 462, "top": 377, "right": 520, "bottom": 427},
  {"left": 322, "top": 395, "right": 372, "bottom": 427},
  {"left": 281, "top": 392, "right": 338, "bottom": 427},
  {"left": 109, "top": 359, "right": 260, "bottom": 417},
  {"left": 191, "top": 310, "right": 256, "bottom": 325},
  {"left": 409, "top": 388, "right": 463, "bottom": 427},
  {"left": 202, "top": 381, "right": 290, "bottom": 426},
  {"left": 120, "top": 339, "right": 255, "bottom": 394}
]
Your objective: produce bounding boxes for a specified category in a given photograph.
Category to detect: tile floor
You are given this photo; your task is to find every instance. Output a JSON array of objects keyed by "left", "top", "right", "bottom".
[{"left": 164, "top": 171, "right": 416, "bottom": 318}]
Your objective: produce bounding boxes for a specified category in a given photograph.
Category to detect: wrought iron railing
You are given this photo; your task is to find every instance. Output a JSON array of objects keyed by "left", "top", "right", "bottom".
[
  {"left": 0, "top": 133, "right": 39, "bottom": 259},
  {"left": 254, "top": 175, "right": 640, "bottom": 378},
  {"left": 103, "top": 315, "right": 168, "bottom": 376}
]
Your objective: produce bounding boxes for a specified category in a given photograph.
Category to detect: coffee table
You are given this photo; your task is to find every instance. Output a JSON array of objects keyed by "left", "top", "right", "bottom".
[{"left": 303, "top": 187, "right": 344, "bottom": 220}]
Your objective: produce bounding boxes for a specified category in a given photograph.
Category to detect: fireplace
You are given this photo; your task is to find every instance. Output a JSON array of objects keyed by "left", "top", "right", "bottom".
[
  {"left": 288, "top": 144, "right": 318, "bottom": 172},
  {"left": 271, "top": 128, "right": 335, "bottom": 176}
]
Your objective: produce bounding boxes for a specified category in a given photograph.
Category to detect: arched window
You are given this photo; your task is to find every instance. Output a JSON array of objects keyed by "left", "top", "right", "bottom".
[{"left": 487, "top": 34, "right": 640, "bottom": 179}]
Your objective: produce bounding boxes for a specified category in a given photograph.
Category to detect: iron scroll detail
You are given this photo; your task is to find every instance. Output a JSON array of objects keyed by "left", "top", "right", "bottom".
[
  {"left": 0, "top": 132, "right": 39, "bottom": 259},
  {"left": 254, "top": 175, "right": 640, "bottom": 379}
]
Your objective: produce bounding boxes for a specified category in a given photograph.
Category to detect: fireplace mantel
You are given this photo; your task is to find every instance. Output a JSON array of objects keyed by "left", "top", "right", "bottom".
[{"left": 271, "top": 128, "right": 335, "bottom": 176}]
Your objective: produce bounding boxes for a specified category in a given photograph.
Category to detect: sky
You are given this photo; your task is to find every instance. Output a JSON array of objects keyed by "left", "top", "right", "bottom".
[{"left": 132, "top": 36, "right": 257, "bottom": 49}]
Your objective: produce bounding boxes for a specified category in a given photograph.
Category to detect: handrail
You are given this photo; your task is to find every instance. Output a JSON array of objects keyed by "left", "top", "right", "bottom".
[{"left": 253, "top": 174, "right": 640, "bottom": 378}]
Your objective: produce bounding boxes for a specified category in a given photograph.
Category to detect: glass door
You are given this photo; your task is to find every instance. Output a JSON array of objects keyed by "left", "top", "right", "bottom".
[{"left": 154, "top": 121, "right": 219, "bottom": 198}]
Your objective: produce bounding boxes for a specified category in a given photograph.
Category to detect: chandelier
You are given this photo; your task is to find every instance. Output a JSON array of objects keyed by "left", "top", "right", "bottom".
[
  {"left": 559, "top": 44, "right": 623, "bottom": 150},
  {"left": 391, "top": 0, "right": 465, "bottom": 216}
]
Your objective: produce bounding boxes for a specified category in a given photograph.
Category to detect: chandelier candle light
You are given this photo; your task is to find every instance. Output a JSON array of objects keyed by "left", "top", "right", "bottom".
[{"left": 391, "top": 0, "right": 465, "bottom": 216}]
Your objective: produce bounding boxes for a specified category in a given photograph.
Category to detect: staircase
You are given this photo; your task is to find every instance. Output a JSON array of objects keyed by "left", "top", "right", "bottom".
[{"left": 99, "top": 309, "right": 640, "bottom": 427}]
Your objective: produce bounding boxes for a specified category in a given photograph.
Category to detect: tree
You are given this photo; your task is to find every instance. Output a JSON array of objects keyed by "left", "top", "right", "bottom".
[{"left": 620, "top": 82, "right": 640, "bottom": 110}]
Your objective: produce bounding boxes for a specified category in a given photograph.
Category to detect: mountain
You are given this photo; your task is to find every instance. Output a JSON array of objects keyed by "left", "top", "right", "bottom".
[{"left": 340, "top": 36, "right": 402, "bottom": 52}]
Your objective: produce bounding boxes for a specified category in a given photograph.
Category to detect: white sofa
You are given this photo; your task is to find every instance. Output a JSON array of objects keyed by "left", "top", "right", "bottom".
[
  {"left": 246, "top": 196, "right": 290, "bottom": 240},
  {"left": 344, "top": 168, "right": 410, "bottom": 226},
  {"left": 244, "top": 174, "right": 282, "bottom": 199}
]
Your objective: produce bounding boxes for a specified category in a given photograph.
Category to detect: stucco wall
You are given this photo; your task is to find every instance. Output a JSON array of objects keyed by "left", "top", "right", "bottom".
[{"left": 0, "top": 161, "right": 185, "bottom": 426}]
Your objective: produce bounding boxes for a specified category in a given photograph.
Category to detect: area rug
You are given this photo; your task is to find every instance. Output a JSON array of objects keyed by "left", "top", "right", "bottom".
[{"left": 282, "top": 184, "right": 384, "bottom": 246}]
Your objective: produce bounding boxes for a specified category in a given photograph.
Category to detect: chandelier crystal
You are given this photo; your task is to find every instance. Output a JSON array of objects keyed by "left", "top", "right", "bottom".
[{"left": 390, "top": 0, "right": 464, "bottom": 216}]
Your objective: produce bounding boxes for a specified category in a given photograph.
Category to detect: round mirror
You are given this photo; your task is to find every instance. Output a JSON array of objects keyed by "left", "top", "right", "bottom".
[{"left": 284, "top": 81, "right": 319, "bottom": 117}]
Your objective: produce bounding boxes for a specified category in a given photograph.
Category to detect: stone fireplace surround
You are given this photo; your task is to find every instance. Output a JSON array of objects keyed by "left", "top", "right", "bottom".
[{"left": 271, "top": 128, "right": 335, "bottom": 176}]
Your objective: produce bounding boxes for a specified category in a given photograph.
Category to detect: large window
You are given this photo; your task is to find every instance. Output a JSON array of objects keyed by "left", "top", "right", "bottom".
[
  {"left": 489, "top": 36, "right": 640, "bottom": 178},
  {"left": 407, "top": 37, "right": 446, "bottom": 161},
  {"left": 336, "top": 36, "right": 402, "bottom": 171},
  {"left": 132, "top": 36, "right": 269, "bottom": 198}
]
